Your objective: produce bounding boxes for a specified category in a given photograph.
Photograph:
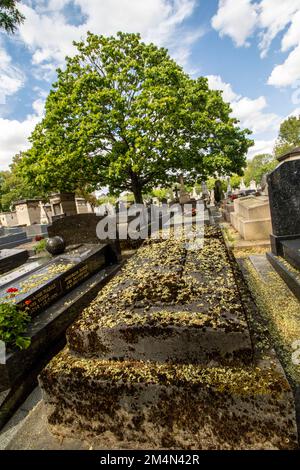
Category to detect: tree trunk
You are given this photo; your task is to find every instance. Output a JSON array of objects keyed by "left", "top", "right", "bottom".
[
  {"left": 132, "top": 184, "right": 144, "bottom": 204},
  {"left": 130, "top": 172, "right": 144, "bottom": 204}
]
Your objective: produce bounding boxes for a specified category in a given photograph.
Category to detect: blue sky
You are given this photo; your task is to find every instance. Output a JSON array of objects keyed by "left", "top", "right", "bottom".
[{"left": 1, "top": 0, "right": 300, "bottom": 170}]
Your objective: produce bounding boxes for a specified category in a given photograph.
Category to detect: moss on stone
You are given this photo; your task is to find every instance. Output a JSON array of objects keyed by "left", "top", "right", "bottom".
[
  {"left": 42, "top": 348, "right": 289, "bottom": 398},
  {"left": 68, "top": 225, "right": 247, "bottom": 338},
  {"left": 243, "top": 259, "right": 300, "bottom": 385}
]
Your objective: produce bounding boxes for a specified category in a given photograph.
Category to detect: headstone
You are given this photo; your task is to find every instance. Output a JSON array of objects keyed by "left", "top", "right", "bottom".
[
  {"left": 267, "top": 149, "right": 300, "bottom": 255},
  {"left": 261, "top": 173, "right": 269, "bottom": 195},
  {"left": 49, "top": 192, "right": 77, "bottom": 219},
  {"left": 230, "top": 195, "right": 271, "bottom": 241},
  {"left": 192, "top": 187, "right": 198, "bottom": 199},
  {"left": 239, "top": 178, "right": 246, "bottom": 190},
  {"left": 47, "top": 214, "right": 121, "bottom": 262},
  {"left": 0, "top": 211, "right": 18, "bottom": 227},
  {"left": 266, "top": 148, "right": 300, "bottom": 301},
  {"left": 250, "top": 180, "right": 257, "bottom": 191},
  {"left": 179, "top": 175, "right": 191, "bottom": 204},
  {"left": 75, "top": 197, "right": 94, "bottom": 214}
]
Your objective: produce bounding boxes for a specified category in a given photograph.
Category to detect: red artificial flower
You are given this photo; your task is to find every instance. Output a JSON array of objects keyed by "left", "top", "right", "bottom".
[
  {"left": 25, "top": 300, "right": 32, "bottom": 305},
  {"left": 6, "top": 287, "right": 19, "bottom": 293}
]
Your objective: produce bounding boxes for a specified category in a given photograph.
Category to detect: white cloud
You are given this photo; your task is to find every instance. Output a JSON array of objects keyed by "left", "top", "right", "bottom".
[
  {"left": 0, "top": 114, "right": 39, "bottom": 170},
  {"left": 212, "top": 0, "right": 300, "bottom": 88},
  {"left": 247, "top": 138, "right": 276, "bottom": 159},
  {"left": 31, "top": 98, "right": 45, "bottom": 118},
  {"left": 258, "top": 0, "right": 300, "bottom": 57},
  {"left": 18, "top": 0, "right": 200, "bottom": 69},
  {"left": 268, "top": 44, "right": 300, "bottom": 87},
  {"left": 211, "top": 0, "right": 258, "bottom": 47},
  {"left": 281, "top": 9, "right": 300, "bottom": 52},
  {"left": 231, "top": 96, "right": 281, "bottom": 134},
  {"left": 0, "top": 95, "right": 45, "bottom": 170},
  {"left": 206, "top": 75, "right": 280, "bottom": 135},
  {"left": 0, "top": 0, "right": 201, "bottom": 169},
  {"left": 0, "top": 48, "right": 24, "bottom": 106},
  {"left": 206, "top": 75, "right": 239, "bottom": 102}
]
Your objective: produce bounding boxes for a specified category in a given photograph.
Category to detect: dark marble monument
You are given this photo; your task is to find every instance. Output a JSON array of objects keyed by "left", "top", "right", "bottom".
[
  {"left": 267, "top": 147, "right": 300, "bottom": 299},
  {"left": 0, "top": 242, "right": 120, "bottom": 392},
  {"left": 0, "top": 244, "right": 111, "bottom": 319},
  {"left": 0, "top": 248, "right": 29, "bottom": 275}
]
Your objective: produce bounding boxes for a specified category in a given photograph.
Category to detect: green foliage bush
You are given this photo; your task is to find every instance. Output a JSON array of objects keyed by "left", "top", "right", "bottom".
[
  {"left": 0, "top": 303, "right": 31, "bottom": 350},
  {"left": 34, "top": 238, "right": 47, "bottom": 254}
]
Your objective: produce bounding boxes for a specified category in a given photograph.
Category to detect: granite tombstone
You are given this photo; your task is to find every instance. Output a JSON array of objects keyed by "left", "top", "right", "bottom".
[
  {"left": 267, "top": 148, "right": 300, "bottom": 300},
  {"left": 267, "top": 148, "right": 300, "bottom": 256}
]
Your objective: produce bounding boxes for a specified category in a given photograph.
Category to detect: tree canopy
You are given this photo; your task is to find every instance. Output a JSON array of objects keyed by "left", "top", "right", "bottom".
[
  {"left": 17, "top": 32, "right": 253, "bottom": 203},
  {"left": 0, "top": 153, "right": 44, "bottom": 212},
  {"left": 243, "top": 153, "right": 277, "bottom": 186},
  {"left": 0, "top": 0, "right": 24, "bottom": 33},
  {"left": 274, "top": 115, "right": 300, "bottom": 158}
]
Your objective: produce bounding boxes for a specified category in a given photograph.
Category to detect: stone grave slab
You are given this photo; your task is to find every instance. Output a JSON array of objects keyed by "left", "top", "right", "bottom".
[
  {"left": 0, "top": 258, "right": 49, "bottom": 289},
  {"left": 40, "top": 348, "right": 298, "bottom": 450},
  {"left": 0, "top": 232, "right": 30, "bottom": 250},
  {"left": 0, "top": 244, "right": 108, "bottom": 318},
  {"left": 47, "top": 214, "right": 122, "bottom": 260},
  {"left": 0, "top": 260, "right": 121, "bottom": 393},
  {"left": 38, "top": 226, "right": 299, "bottom": 448},
  {"left": 0, "top": 249, "right": 29, "bottom": 275},
  {"left": 67, "top": 231, "right": 252, "bottom": 366}
]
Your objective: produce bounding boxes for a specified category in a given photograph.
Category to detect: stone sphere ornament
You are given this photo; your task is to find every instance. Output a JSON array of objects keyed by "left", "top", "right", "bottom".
[{"left": 46, "top": 236, "right": 66, "bottom": 256}]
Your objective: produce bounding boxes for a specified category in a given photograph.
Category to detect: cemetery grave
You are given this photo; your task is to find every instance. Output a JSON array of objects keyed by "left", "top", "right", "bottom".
[
  {"left": 0, "top": 237, "right": 121, "bottom": 429},
  {"left": 241, "top": 255, "right": 300, "bottom": 437},
  {"left": 234, "top": 149, "right": 300, "bottom": 440},
  {"left": 266, "top": 151, "right": 300, "bottom": 301},
  {"left": 39, "top": 225, "right": 298, "bottom": 450}
]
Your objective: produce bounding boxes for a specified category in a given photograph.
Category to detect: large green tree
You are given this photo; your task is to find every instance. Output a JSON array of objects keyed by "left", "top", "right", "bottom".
[
  {"left": 17, "top": 32, "right": 252, "bottom": 203},
  {"left": 0, "top": 0, "right": 24, "bottom": 33},
  {"left": 274, "top": 115, "right": 300, "bottom": 158},
  {"left": 244, "top": 153, "right": 277, "bottom": 186},
  {"left": 0, "top": 153, "right": 44, "bottom": 211}
]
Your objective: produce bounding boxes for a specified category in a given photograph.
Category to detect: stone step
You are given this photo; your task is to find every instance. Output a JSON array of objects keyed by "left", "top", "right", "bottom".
[
  {"left": 39, "top": 348, "right": 298, "bottom": 450},
  {"left": 68, "top": 304, "right": 252, "bottom": 365}
]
